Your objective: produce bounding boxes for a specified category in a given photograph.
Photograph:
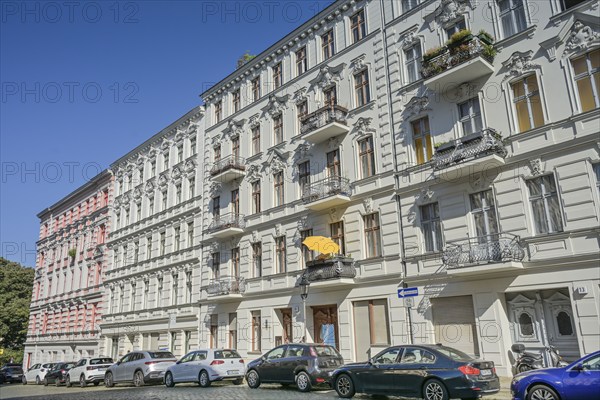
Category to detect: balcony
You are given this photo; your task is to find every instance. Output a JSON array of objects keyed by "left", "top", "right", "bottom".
[
  {"left": 207, "top": 212, "right": 245, "bottom": 239},
  {"left": 207, "top": 275, "right": 245, "bottom": 300},
  {"left": 302, "top": 176, "right": 351, "bottom": 211},
  {"left": 302, "top": 256, "right": 356, "bottom": 287},
  {"left": 210, "top": 155, "right": 246, "bottom": 183},
  {"left": 443, "top": 233, "right": 526, "bottom": 276},
  {"left": 432, "top": 129, "right": 507, "bottom": 176},
  {"left": 422, "top": 35, "right": 495, "bottom": 91},
  {"left": 300, "top": 105, "right": 349, "bottom": 143}
]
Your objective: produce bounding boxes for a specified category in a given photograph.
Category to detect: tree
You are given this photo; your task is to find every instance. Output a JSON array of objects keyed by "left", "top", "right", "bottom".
[{"left": 0, "top": 258, "right": 34, "bottom": 364}]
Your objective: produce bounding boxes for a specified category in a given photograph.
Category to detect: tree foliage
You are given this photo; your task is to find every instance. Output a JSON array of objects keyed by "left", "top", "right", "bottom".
[{"left": 0, "top": 258, "right": 34, "bottom": 360}]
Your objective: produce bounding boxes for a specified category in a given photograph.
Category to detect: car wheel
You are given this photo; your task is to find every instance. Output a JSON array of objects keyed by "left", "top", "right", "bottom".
[
  {"left": 246, "top": 369, "right": 260, "bottom": 389},
  {"left": 55, "top": 378, "right": 61, "bottom": 387},
  {"left": 527, "top": 384, "right": 560, "bottom": 400},
  {"left": 335, "top": 374, "right": 355, "bottom": 399},
  {"left": 423, "top": 379, "right": 449, "bottom": 400},
  {"left": 133, "top": 370, "right": 145, "bottom": 387},
  {"left": 198, "top": 370, "right": 211, "bottom": 388},
  {"left": 80, "top": 374, "right": 87, "bottom": 388},
  {"left": 233, "top": 378, "right": 243, "bottom": 385},
  {"left": 104, "top": 372, "right": 114, "bottom": 388},
  {"left": 165, "top": 372, "right": 175, "bottom": 388},
  {"left": 35, "top": 376, "right": 40, "bottom": 385},
  {"left": 296, "top": 371, "right": 312, "bottom": 392},
  {"left": 66, "top": 375, "right": 71, "bottom": 387},
  {"left": 43, "top": 378, "right": 48, "bottom": 386},
  {"left": 22, "top": 376, "right": 27, "bottom": 385}
]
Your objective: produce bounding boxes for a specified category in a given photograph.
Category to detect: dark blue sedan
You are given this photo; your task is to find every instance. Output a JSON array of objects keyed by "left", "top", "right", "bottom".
[{"left": 511, "top": 350, "right": 600, "bottom": 400}]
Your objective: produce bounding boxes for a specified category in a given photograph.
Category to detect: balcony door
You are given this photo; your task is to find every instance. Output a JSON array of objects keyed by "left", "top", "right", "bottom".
[
  {"left": 458, "top": 97, "right": 483, "bottom": 136},
  {"left": 469, "top": 190, "right": 500, "bottom": 262},
  {"left": 326, "top": 149, "right": 341, "bottom": 177},
  {"left": 312, "top": 305, "right": 339, "bottom": 348},
  {"left": 231, "top": 189, "right": 240, "bottom": 216},
  {"left": 324, "top": 86, "right": 337, "bottom": 108}
]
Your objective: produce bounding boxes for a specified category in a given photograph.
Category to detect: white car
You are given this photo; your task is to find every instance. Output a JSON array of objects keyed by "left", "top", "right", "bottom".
[
  {"left": 164, "top": 349, "right": 246, "bottom": 388},
  {"left": 22, "top": 363, "right": 56, "bottom": 385},
  {"left": 66, "top": 357, "right": 114, "bottom": 387},
  {"left": 105, "top": 351, "right": 177, "bottom": 387}
]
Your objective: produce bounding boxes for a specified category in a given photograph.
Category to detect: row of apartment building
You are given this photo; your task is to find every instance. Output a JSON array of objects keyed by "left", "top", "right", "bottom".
[{"left": 24, "top": 0, "right": 599, "bottom": 376}]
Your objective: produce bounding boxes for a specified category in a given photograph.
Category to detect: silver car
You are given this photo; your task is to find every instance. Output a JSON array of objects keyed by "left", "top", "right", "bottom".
[
  {"left": 164, "top": 349, "right": 246, "bottom": 388},
  {"left": 104, "top": 351, "right": 176, "bottom": 387}
]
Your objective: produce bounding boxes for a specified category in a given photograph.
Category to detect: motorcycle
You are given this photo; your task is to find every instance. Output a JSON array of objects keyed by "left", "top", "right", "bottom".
[{"left": 511, "top": 343, "right": 569, "bottom": 373}]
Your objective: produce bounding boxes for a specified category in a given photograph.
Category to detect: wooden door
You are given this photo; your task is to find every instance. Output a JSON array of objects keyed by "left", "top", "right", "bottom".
[{"left": 312, "top": 305, "right": 339, "bottom": 348}]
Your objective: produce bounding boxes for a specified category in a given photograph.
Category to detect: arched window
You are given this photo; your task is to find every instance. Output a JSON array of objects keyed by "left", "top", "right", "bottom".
[
  {"left": 556, "top": 311, "right": 573, "bottom": 336},
  {"left": 518, "top": 312, "right": 534, "bottom": 336}
]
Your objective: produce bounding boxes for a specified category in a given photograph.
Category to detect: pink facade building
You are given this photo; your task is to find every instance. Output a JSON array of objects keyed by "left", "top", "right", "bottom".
[{"left": 23, "top": 170, "right": 112, "bottom": 367}]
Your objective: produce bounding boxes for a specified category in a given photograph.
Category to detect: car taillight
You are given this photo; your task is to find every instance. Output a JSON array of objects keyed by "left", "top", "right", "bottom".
[
  {"left": 60, "top": 370, "right": 66, "bottom": 375},
  {"left": 145, "top": 361, "right": 158, "bottom": 365},
  {"left": 210, "top": 360, "right": 224, "bottom": 365},
  {"left": 459, "top": 365, "right": 480, "bottom": 376},
  {"left": 239, "top": 359, "right": 244, "bottom": 363},
  {"left": 86, "top": 366, "right": 97, "bottom": 370},
  {"left": 492, "top": 367, "right": 496, "bottom": 374}
]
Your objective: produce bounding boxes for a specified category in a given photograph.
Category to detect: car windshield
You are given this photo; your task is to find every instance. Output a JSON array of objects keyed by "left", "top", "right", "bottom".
[
  {"left": 311, "top": 345, "right": 340, "bottom": 357},
  {"left": 214, "top": 350, "right": 242, "bottom": 359},
  {"left": 63, "top": 363, "right": 75, "bottom": 369},
  {"left": 148, "top": 351, "right": 175, "bottom": 359},
  {"left": 435, "top": 346, "right": 473, "bottom": 361},
  {"left": 90, "top": 358, "right": 113, "bottom": 365},
  {"left": 6, "top": 367, "right": 22, "bottom": 373}
]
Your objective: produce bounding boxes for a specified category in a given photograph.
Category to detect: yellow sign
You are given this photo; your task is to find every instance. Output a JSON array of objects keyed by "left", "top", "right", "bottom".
[{"left": 0, "top": 348, "right": 4, "bottom": 355}]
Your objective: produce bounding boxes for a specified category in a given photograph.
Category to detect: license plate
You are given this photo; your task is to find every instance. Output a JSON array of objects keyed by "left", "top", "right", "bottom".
[
  {"left": 98, "top": 368, "right": 106, "bottom": 371},
  {"left": 227, "top": 370, "right": 239, "bottom": 375},
  {"left": 481, "top": 369, "right": 492, "bottom": 376}
]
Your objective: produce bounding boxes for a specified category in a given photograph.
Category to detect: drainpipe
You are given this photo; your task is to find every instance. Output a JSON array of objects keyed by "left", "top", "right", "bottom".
[{"left": 378, "top": 0, "right": 413, "bottom": 345}]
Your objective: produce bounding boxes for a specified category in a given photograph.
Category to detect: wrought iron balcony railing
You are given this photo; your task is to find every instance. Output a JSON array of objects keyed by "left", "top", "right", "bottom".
[
  {"left": 303, "top": 256, "right": 356, "bottom": 282},
  {"left": 421, "top": 35, "right": 495, "bottom": 80},
  {"left": 207, "top": 212, "right": 245, "bottom": 233},
  {"left": 432, "top": 128, "right": 507, "bottom": 170},
  {"left": 207, "top": 275, "right": 245, "bottom": 296},
  {"left": 210, "top": 155, "right": 246, "bottom": 176},
  {"left": 301, "top": 175, "right": 351, "bottom": 204},
  {"left": 300, "top": 105, "right": 349, "bottom": 136},
  {"left": 442, "top": 233, "right": 526, "bottom": 269}
]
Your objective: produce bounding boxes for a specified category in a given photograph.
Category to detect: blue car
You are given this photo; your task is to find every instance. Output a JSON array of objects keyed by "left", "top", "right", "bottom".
[{"left": 511, "top": 350, "right": 600, "bottom": 400}]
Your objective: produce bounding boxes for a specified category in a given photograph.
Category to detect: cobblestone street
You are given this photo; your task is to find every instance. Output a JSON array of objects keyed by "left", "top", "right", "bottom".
[{"left": 1, "top": 380, "right": 512, "bottom": 400}]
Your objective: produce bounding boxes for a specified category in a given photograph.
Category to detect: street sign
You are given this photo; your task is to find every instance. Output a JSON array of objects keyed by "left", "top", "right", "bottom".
[
  {"left": 403, "top": 297, "right": 414, "bottom": 308},
  {"left": 397, "top": 287, "right": 418, "bottom": 298}
]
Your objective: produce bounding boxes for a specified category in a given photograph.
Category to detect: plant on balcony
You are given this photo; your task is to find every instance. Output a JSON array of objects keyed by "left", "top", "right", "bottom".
[
  {"left": 434, "top": 141, "right": 449, "bottom": 150},
  {"left": 482, "top": 44, "right": 498, "bottom": 61},
  {"left": 477, "top": 29, "right": 495, "bottom": 45},
  {"left": 68, "top": 248, "right": 77, "bottom": 259},
  {"left": 446, "top": 29, "right": 472, "bottom": 47},
  {"left": 423, "top": 46, "right": 445, "bottom": 62}
]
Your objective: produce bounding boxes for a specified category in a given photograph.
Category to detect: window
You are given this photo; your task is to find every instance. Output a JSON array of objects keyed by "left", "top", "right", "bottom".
[
  {"left": 252, "top": 242, "right": 262, "bottom": 278},
  {"left": 470, "top": 190, "right": 499, "bottom": 242},
  {"left": 445, "top": 18, "right": 466, "bottom": 39},
  {"left": 251, "top": 125, "right": 261, "bottom": 155},
  {"left": 130, "top": 283, "right": 136, "bottom": 311},
  {"left": 556, "top": 311, "right": 573, "bottom": 336},
  {"left": 518, "top": 312, "right": 534, "bottom": 336},
  {"left": 229, "top": 313, "right": 238, "bottom": 349},
  {"left": 322, "top": 30, "right": 335, "bottom": 60},
  {"left": 232, "top": 90, "right": 241, "bottom": 113},
  {"left": 251, "top": 77, "right": 261, "bottom": 101},
  {"left": 358, "top": 137, "right": 376, "bottom": 178},
  {"left": 511, "top": 75, "right": 544, "bottom": 132},
  {"left": 173, "top": 227, "right": 180, "bottom": 252},
  {"left": 146, "top": 236, "right": 152, "bottom": 259},
  {"left": 327, "top": 149, "right": 341, "bottom": 177},
  {"left": 212, "top": 196, "right": 220, "bottom": 218},
  {"left": 353, "top": 299, "right": 390, "bottom": 358},
  {"left": 214, "top": 145, "right": 221, "bottom": 162},
  {"left": 210, "top": 315, "right": 218, "bottom": 348},
  {"left": 300, "top": 229, "right": 314, "bottom": 264},
  {"left": 231, "top": 247, "right": 240, "bottom": 277},
  {"left": 560, "top": 0, "right": 587, "bottom": 12},
  {"left": 273, "top": 63, "right": 282, "bottom": 89},
  {"left": 401, "top": 348, "right": 436, "bottom": 364},
  {"left": 364, "top": 213, "right": 382, "bottom": 258},
  {"left": 142, "top": 280, "right": 148, "bottom": 309},
  {"left": 148, "top": 197, "right": 154, "bottom": 216},
  {"left": 274, "top": 172, "right": 284, "bottom": 207},
  {"left": 421, "top": 203, "right": 443, "bottom": 252},
  {"left": 402, "top": 0, "right": 422, "bottom": 13},
  {"left": 133, "top": 241, "right": 139, "bottom": 264},
  {"left": 351, "top": 9, "right": 366, "bottom": 43},
  {"left": 594, "top": 164, "right": 600, "bottom": 195},
  {"left": 188, "top": 177, "right": 195, "bottom": 200},
  {"left": 252, "top": 311, "right": 261, "bottom": 352},
  {"left": 175, "top": 184, "right": 182, "bottom": 204},
  {"left": 297, "top": 101, "right": 308, "bottom": 127},
  {"left": 498, "top": 0, "right": 527, "bottom": 38},
  {"left": 373, "top": 347, "right": 401, "bottom": 364},
  {"left": 190, "top": 137, "right": 197, "bottom": 155},
  {"left": 273, "top": 114, "right": 283, "bottom": 144},
  {"left": 298, "top": 161, "right": 311, "bottom": 196},
  {"left": 405, "top": 44, "right": 422, "bottom": 84},
  {"left": 231, "top": 189, "right": 240, "bottom": 215},
  {"left": 160, "top": 232, "right": 166, "bottom": 256},
  {"left": 571, "top": 49, "right": 600, "bottom": 112},
  {"left": 214, "top": 101, "right": 223, "bottom": 123},
  {"left": 157, "top": 277, "right": 163, "bottom": 307},
  {"left": 296, "top": 47, "right": 307, "bottom": 76},
  {"left": 161, "top": 190, "right": 168, "bottom": 211},
  {"left": 527, "top": 174, "right": 564, "bottom": 234},
  {"left": 354, "top": 70, "right": 371, "bottom": 107},
  {"left": 252, "top": 180, "right": 261, "bottom": 214},
  {"left": 330, "top": 222, "right": 346, "bottom": 255},
  {"left": 411, "top": 116, "right": 432, "bottom": 165},
  {"left": 232, "top": 137, "right": 240, "bottom": 159},
  {"left": 275, "top": 236, "right": 286, "bottom": 273},
  {"left": 212, "top": 252, "right": 220, "bottom": 279},
  {"left": 324, "top": 86, "right": 337, "bottom": 107},
  {"left": 187, "top": 222, "right": 194, "bottom": 247},
  {"left": 458, "top": 97, "right": 483, "bottom": 135}
]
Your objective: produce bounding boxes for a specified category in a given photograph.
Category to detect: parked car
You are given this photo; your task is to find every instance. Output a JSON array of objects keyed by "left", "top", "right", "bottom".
[
  {"left": 0, "top": 366, "right": 24, "bottom": 384},
  {"left": 164, "top": 349, "right": 246, "bottom": 387},
  {"left": 66, "top": 357, "right": 114, "bottom": 387},
  {"left": 331, "top": 344, "right": 500, "bottom": 400},
  {"left": 246, "top": 343, "right": 344, "bottom": 392},
  {"left": 511, "top": 350, "right": 600, "bottom": 400},
  {"left": 22, "top": 363, "right": 56, "bottom": 384},
  {"left": 104, "top": 350, "right": 176, "bottom": 387},
  {"left": 43, "top": 362, "right": 76, "bottom": 386}
]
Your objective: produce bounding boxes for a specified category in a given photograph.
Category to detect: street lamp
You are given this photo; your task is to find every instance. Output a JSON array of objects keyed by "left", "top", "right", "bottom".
[{"left": 299, "top": 275, "right": 310, "bottom": 343}]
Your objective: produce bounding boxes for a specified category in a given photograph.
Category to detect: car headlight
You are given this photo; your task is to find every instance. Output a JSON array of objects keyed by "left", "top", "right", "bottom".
[{"left": 512, "top": 375, "right": 526, "bottom": 384}]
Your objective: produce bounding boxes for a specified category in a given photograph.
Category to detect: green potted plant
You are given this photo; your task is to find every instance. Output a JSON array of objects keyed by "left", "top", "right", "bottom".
[
  {"left": 482, "top": 44, "right": 497, "bottom": 61},
  {"left": 477, "top": 29, "right": 495, "bottom": 45},
  {"left": 423, "top": 46, "right": 446, "bottom": 62},
  {"left": 446, "top": 29, "right": 473, "bottom": 48},
  {"left": 68, "top": 248, "right": 77, "bottom": 263}
]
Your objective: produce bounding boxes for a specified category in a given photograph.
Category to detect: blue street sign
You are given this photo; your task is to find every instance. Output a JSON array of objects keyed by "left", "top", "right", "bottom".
[{"left": 397, "top": 287, "right": 418, "bottom": 298}]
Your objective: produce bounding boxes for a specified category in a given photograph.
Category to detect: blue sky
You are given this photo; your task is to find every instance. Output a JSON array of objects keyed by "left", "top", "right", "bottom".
[{"left": 0, "top": 0, "right": 335, "bottom": 266}]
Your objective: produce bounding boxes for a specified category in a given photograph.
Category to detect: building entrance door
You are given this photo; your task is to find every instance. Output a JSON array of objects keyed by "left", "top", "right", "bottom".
[{"left": 312, "top": 305, "right": 339, "bottom": 348}]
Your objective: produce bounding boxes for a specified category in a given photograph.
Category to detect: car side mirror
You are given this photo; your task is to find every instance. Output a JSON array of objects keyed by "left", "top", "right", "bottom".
[
  {"left": 116, "top": 361, "right": 121, "bottom": 366},
  {"left": 571, "top": 363, "right": 584, "bottom": 371}
]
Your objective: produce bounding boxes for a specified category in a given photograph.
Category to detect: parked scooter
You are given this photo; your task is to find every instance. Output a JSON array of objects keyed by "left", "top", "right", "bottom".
[{"left": 511, "top": 343, "right": 569, "bottom": 373}]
